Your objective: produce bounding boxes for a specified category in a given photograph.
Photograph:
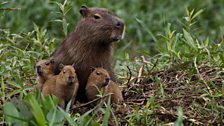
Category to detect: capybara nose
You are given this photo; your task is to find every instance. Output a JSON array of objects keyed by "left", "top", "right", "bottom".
[
  {"left": 115, "top": 20, "right": 124, "bottom": 29},
  {"left": 68, "top": 76, "right": 74, "bottom": 80},
  {"left": 36, "top": 66, "right": 41, "bottom": 71},
  {"left": 105, "top": 78, "right": 110, "bottom": 84}
]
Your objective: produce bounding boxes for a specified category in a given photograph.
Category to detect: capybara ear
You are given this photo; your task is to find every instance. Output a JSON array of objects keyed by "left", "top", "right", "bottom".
[
  {"left": 59, "top": 63, "right": 65, "bottom": 71},
  {"left": 72, "top": 63, "right": 78, "bottom": 70},
  {"left": 50, "top": 58, "right": 55, "bottom": 64},
  {"left": 80, "top": 5, "right": 89, "bottom": 17},
  {"left": 72, "top": 63, "right": 77, "bottom": 71},
  {"left": 90, "top": 66, "right": 95, "bottom": 72}
]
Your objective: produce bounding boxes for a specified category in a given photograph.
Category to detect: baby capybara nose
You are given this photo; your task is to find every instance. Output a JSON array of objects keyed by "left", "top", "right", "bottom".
[
  {"left": 105, "top": 78, "right": 110, "bottom": 84},
  {"left": 68, "top": 76, "right": 74, "bottom": 80},
  {"left": 115, "top": 20, "right": 124, "bottom": 29}
]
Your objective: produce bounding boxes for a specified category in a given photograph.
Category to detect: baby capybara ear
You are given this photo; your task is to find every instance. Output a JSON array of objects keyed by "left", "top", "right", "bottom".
[
  {"left": 50, "top": 58, "right": 55, "bottom": 64},
  {"left": 80, "top": 5, "right": 89, "bottom": 17},
  {"left": 59, "top": 64, "right": 65, "bottom": 71},
  {"left": 72, "top": 63, "right": 78, "bottom": 71},
  {"left": 90, "top": 66, "right": 95, "bottom": 72}
]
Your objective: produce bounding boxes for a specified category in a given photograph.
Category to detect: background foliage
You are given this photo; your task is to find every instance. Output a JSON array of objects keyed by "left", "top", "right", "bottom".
[
  {"left": 1, "top": 0, "right": 224, "bottom": 57},
  {"left": 1, "top": 0, "right": 224, "bottom": 125}
]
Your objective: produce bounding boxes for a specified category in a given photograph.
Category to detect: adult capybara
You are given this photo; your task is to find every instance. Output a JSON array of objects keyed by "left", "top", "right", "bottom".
[{"left": 52, "top": 6, "right": 124, "bottom": 102}]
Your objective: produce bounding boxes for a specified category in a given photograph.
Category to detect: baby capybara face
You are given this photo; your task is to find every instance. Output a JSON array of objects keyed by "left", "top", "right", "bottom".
[
  {"left": 35, "top": 59, "right": 54, "bottom": 77},
  {"left": 79, "top": 6, "right": 125, "bottom": 43},
  {"left": 89, "top": 67, "right": 110, "bottom": 87},
  {"left": 58, "top": 65, "right": 77, "bottom": 85}
]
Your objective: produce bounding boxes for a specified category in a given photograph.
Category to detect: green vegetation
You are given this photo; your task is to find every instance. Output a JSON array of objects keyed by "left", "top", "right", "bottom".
[{"left": 1, "top": 0, "right": 224, "bottom": 125}]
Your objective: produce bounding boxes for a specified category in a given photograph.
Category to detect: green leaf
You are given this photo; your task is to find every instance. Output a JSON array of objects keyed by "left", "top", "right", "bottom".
[
  {"left": 62, "top": 18, "right": 68, "bottom": 36},
  {"left": 0, "top": 1, "right": 8, "bottom": 6},
  {"left": 65, "top": 100, "right": 72, "bottom": 113},
  {"left": 63, "top": 0, "right": 68, "bottom": 6},
  {"left": 16, "top": 100, "right": 33, "bottom": 120},
  {"left": 183, "top": 29, "right": 197, "bottom": 50},
  {"left": 3, "top": 102, "right": 21, "bottom": 125},
  {"left": 174, "top": 107, "right": 183, "bottom": 126},
  {"left": 24, "top": 94, "right": 47, "bottom": 126},
  {"left": 42, "top": 95, "right": 58, "bottom": 112},
  {"left": 192, "top": 9, "right": 204, "bottom": 20},
  {"left": 59, "top": 107, "right": 77, "bottom": 125},
  {"left": 136, "top": 18, "right": 158, "bottom": 43},
  {"left": 53, "top": 19, "right": 62, "bottom": 23},
  {"left": 47, "top": 108, "right": 64, "bottom": 126},
  {"left": 102, "top": 96, "right": 111, "bottom": 126},
  {"left": 64, "top": 6, "right": 72, "bottom": 15}
]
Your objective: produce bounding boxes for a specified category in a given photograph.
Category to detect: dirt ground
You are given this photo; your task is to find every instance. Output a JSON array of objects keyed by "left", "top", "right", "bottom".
[{"left": 72, "top": 62, "right": 224, "bottom": 125}]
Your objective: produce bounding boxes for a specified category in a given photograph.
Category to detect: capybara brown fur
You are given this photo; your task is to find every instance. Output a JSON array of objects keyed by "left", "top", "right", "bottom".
[
  {"left": 33, "top": 59, "right": 55, "bottom": 91},
  {"left": 86, "top": 67, "right": 110, "bottom": 101},
  {"left": 52, "top": 6, "right": 125, "bottom": 102},
  {"left": 41, "top": 76, "right": 56, "bottom": 96},
  {"left": 42, "top": 64, "right": 79, "bottom": 108},
  {"left": 105, "top": 80, "right": 123, "bottom": 104},
  {"left": 86, "top": 67, "right": 123, "bottom": 104},
  {"left": 54, "top": 64, "right": 79, "bottom": 108}
]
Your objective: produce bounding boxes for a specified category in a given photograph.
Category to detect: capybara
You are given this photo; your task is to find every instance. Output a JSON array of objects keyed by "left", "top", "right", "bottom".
[
  {"left": 105, "top": 80, "right": 123, "bottom": 104},
  {"left": 33, "top": 59, "right": 54, "bottom": 91},
  {"left": 86, "top": 67, "right": 123, "bottom": 104},
  {"left": 52, "top": 6, "right": 124, "bottom": 102},
  {"left": 54, "top": 64, "right": 79, "bottom": 108},
  {"left": 86, "top": 67, "right": 110, "bottom": 101},
  {"left": 42, "top": 64, "right": 79, "bottom": 108}
]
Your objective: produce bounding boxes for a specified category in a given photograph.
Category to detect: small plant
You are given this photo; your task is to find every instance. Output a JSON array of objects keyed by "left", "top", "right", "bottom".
[
  {"left": 3, "top": 92, "right": 114, "bottom": 126},
  {"left": 3, "top": 93, "right": 63, "bottom": 126},
  {"left": 184, "top": 8, "right": 204, "bottom": 32},
  {"left": 174, "top": 107, "right": 184, "bottom": 126},
  {"left": 53, "top": 0, "right": 72, "bottom": 37},
  {"left": 125, "top": 98, "right": 158, "bottom": 125}
]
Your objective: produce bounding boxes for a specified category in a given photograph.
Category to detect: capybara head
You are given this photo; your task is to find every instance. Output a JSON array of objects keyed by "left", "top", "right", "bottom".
[
  {"left": 58, "top": 64, "right": 78, "bottom": 85},
  {"left": 88, "top": 67, "right": 110, "bottom": 87},
  {"left": 78, "top": 6, "right": 125, "bottom": 43},
  {"left": 35, "top": 59, "right": 54, "bottom": 77}
]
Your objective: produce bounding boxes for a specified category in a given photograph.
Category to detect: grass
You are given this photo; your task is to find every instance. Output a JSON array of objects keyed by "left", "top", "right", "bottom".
[{"left": 1, "top": 0, "right": 224, "bottom": 125}]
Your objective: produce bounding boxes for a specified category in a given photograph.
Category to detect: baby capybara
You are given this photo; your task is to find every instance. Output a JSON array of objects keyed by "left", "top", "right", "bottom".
[
  {"left": 86, "top": 67, "right": 123, "bottom": 104},
  {"left": 42, "top": 64, "right": 79, "bottom": 108},
  {"left": 33, "top": 59, "right": 54, "bottom": 91},
  {"left": 54, "top": 64, "right": 79, "bottom": 108},
  {"left": 105, "top": 80, "right": 123, "bottom": 104},
  {"left": 86, "top": 67, "right": 110, "bottom": 101}
]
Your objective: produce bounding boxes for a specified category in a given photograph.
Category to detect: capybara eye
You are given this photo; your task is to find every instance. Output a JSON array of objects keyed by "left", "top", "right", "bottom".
[
  {"left": 93, "top": 13, "right": 101, "bottom": 20},
  {"left": 96, "top": 72, "right": 100, "bottom": 75}
]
